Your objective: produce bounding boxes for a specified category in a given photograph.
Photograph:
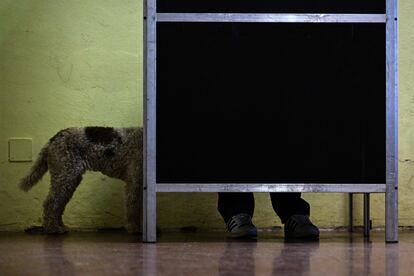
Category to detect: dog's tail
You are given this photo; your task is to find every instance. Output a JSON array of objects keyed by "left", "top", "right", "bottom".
[{"left": 19, "top": 143, "right": 49, "bottom": 192}]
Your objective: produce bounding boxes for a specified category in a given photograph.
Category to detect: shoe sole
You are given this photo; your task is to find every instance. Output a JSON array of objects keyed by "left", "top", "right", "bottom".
[
  {"left": 229, "top": 227, "right": 258, "bottom": 239},
  {"left": 285, "top": 233, "right": 320, "bottom": 241}
]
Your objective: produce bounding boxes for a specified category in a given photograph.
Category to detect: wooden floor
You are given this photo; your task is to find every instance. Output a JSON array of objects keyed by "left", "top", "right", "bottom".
[{"left": 0, "top": 230, "right": 411, "bottom": 275}]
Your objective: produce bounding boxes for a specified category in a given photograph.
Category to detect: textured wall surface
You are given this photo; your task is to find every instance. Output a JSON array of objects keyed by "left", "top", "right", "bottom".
[
  {"left": 0, "top": 0, "right": 143, "bottom": 230},
  {"left": 0, "top": 1, "right": 413, "bottom": 231}
]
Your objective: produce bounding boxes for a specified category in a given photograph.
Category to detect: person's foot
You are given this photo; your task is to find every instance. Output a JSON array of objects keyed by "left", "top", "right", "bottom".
[
  {"left": 284, "top": 215, "right": 319, "bottom": 240},
  {"left": 226, "top": 213, "right": 257, "bottom": 239}
]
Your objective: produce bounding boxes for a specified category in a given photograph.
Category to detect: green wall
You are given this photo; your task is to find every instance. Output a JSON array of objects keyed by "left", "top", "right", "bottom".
[{"left": 0, "top": 1, "right": 413, "bottom": 231}]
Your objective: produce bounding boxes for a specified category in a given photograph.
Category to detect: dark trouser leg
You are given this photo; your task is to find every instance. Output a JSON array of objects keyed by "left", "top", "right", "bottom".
[
  {"left": 218, "top": 193, "right": 255, "bottom": 223},
  {"left": 270, "top": 193, "right": 310, "bottom": 223}
]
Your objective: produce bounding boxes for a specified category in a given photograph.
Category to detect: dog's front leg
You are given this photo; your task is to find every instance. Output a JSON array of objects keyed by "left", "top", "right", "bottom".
[{"left": 125, "top": 176, "right": 143, "bottom": 234}]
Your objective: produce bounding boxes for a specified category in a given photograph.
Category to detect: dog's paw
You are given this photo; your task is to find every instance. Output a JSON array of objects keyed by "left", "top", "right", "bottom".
[
  {"left": 24, "top": 225, "right": 69, "bottom": 235},
  {"left": 24, "top": 226, "right": 45, "bottom": 234},
  {"left": 44, "top": 225, "right": 69, "bottom": 235}
]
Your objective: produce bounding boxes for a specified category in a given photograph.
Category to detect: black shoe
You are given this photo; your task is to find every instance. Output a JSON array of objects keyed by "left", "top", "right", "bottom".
[
  {"left": 284, "top": 215, "right": 319, "bottom": 240},
  {"left": 226, "top": 213, "right": 257, "bottom": 239}
]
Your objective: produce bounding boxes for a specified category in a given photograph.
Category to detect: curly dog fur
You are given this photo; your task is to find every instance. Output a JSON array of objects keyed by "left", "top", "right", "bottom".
[{"left": 19, "top": 127, "right": 143, "bottom": 234}]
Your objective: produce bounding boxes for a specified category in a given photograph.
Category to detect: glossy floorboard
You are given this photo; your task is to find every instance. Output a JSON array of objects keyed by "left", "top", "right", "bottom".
[{"left": 0, "top": 230, "right": 411, "bottom": 275}]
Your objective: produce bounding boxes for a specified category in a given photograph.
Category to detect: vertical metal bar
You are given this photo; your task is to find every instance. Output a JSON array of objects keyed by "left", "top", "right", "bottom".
[
  {"left": 348, "top": 193, "right": 353, "bottom": 232},
  {"left": 385, "top": 0, "right": 398, "bottom": 243},
  {"left": 143, "top": 0, "right": 157, "bottom": 243},
  {"left": 363, "top": 193, "right": 370, "bottom": 237}
]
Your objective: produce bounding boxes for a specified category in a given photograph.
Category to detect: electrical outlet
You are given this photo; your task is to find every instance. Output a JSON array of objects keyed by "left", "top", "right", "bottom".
[{"left": 8, "top": 138, "right": 33, "bottom": 162}]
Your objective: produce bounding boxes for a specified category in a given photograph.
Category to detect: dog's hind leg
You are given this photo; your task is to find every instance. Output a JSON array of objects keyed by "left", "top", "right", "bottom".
[{"left": 43, "top": 173, "right": 83, "bottom": 234}]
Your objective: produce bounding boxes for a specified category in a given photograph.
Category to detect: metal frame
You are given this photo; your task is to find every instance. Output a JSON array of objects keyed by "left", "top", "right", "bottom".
[
  {"left": 385, "top": 0, "right": 399, "bottom": 243},
  {"left": 364, "top": 193, "right": 371, "bottom": 237},
  {"left": 157, "top": 13, "right": 386, "bottom": 23},
  {"left": 143, "top": 0, "right": 157, "bottom": 243},
  {"left": 348, "top": 193, "right": 354, "bottom": 232},
  {"left": 348, "top": 193, "right": 372, "bottom": 236},
  {"left": 144, "top": 0, "right": 398, "bottom": 242},
  {"left": 156, "top": 184, "right": 386, "bottom": 193}
]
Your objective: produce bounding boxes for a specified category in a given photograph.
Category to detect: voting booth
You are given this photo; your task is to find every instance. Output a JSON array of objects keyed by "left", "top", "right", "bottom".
[{"left": 143, "top": 0, "right": 398, "bottom": 242}]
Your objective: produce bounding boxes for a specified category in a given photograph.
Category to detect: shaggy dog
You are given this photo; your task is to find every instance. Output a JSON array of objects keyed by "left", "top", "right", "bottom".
[{"left": 19, "top": 127, "right": 143, "bottom": 234}]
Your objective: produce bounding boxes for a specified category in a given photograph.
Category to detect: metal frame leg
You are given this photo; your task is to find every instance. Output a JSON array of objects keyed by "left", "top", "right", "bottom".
[
  {"left": 143, "top": 181, "right": 157, "bottom": 242},
  {"left": 348, "top": 193, "right": 353, "bottom": 232},
  {"left": 385, "top": 0, "right": 399, "bottom": 244},
  {"left": 386, "top": 186, "right": 398, "bottom": 243},
  {"left": 143, "top": 0, "right": 158, "bottom": 243},
  {"left": 363, "top": 193, "right": 370, "bottom": 237}
]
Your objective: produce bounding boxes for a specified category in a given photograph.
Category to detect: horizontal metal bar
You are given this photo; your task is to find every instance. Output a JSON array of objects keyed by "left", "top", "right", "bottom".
[
  {"left": 157, "top": 13, "right": 386, "bottom": 23},
  {"left": 156, "top": 183, "right": 386, "bottom": 193}
]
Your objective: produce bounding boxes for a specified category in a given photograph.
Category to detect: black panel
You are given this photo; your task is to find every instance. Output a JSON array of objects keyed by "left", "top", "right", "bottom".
[
  {"left": 157, "top": 0, "right": 385, "bottom": 14},
  {"left": 156, "top": 23, "right": 385, "bottom": 184}
]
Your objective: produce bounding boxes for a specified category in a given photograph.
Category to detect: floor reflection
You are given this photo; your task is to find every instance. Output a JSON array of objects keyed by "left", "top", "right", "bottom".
[
  {"left": 0, "top": 231, "right": 409, "bottom": 275},
  {"left": 272, "top": 240, "right": 320, "bottom": 275},
  {"left": 385, "top": 243, "right": 399, "bottom": 276},
  {"left": 219, "top": 240, "right": 257, "bottom": 275},
  {"left": 42, "top": 235, "right": 76, "bottom": 276}
]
